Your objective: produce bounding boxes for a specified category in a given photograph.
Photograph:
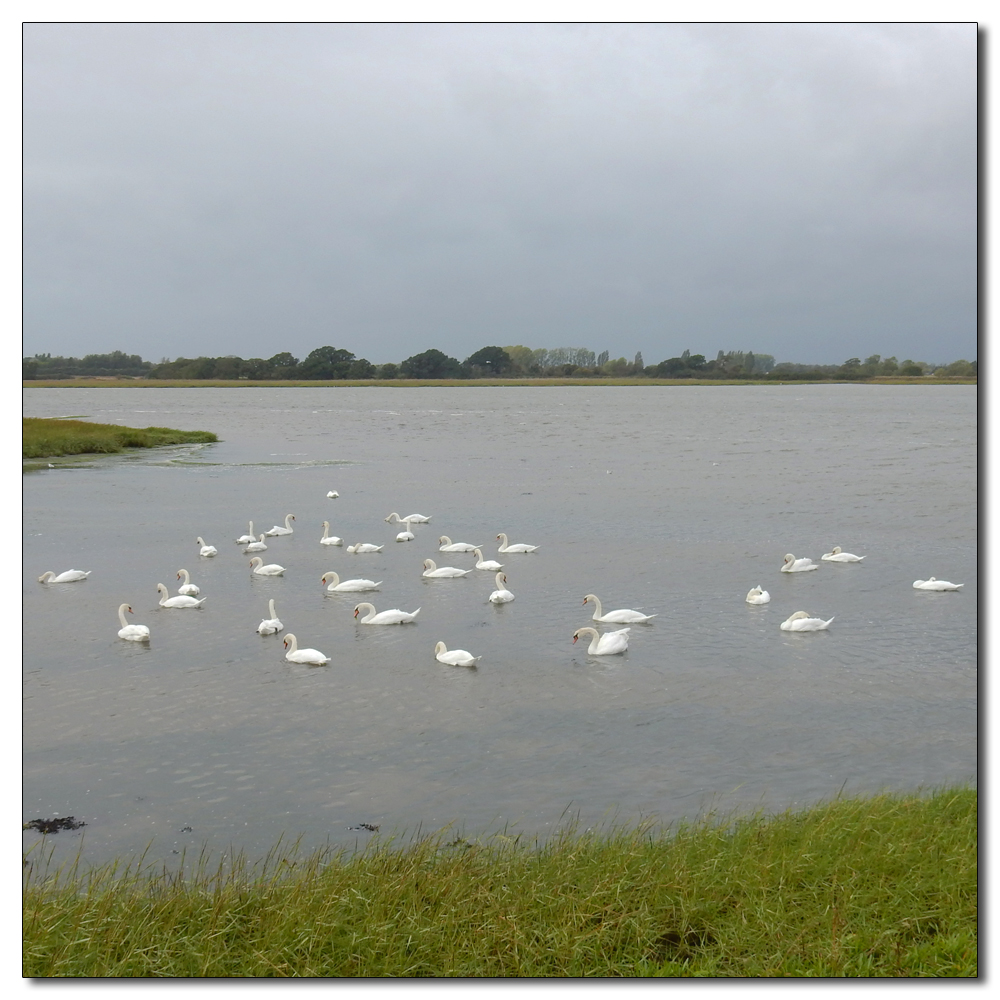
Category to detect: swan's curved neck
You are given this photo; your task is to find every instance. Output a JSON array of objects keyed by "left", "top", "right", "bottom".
[
  {"left": 496, "top": 572, "right": 506, "bottom": 587},
  {"left": 586, "top": 595, "right": 603, "bottom": 617},
  {"left": 285, "top": 634, "right": 297, "bottom": 653},
  {"left": 179, "top": 569, "right": 190, "bottom": 583},
  {"left": 268, "top": 599, "right": 276, "bottom": 617},
  {"left": 118, "top": 605, "right": 129, "bottom": 627},
  {"left": 356, "top": 603, "right": 375, "bottom": 622}
]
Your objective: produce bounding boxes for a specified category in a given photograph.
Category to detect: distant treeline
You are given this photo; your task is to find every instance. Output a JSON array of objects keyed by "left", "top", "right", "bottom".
[{"left": 23, "top": 346, "right": 976, "bottom": 381}]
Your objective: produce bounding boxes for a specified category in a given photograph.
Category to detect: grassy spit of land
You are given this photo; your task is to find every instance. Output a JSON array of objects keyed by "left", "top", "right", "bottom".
[
  {"left": 23, "top": 787, "right": 976, "bottom": 977},
  {"left": 24, "top": 376, "right": 976, "bottom": 388},
  {"left": 22, "top": 417, "right": 218, "bottom": 459}
]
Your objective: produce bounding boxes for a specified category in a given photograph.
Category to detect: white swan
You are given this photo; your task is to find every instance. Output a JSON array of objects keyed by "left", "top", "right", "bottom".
[
  {"left": 385, "top": 512, "right": 431, "bottom": 524},
  {"left": 489, "top": 572, "right": 515, "bottom": 604},
  {"left": 583, "top": 594, "right": 656, "bottom": 623},
  {"left": 117, "top": 604, "right": 150, "bottom": 642},
  {"left": 745, "top": 585, "right": 771, "bottom": 605},
  {"left": 38, "top": 569, "right": 90, "bottom": 583},
  {"left": 422, "top": 558, "right": 472, "bottom": 579},
  {"left": 326, "top": 491, "right": 339, "bottom": 498},
  {"left": 913, "top": 578, "right": 964, "bottom": 591},
  {"left": 157, "top": 583, "right": 206, "bottom": 608},
  {"left": 320, "top": 521, "right": 343, "bottom": 546},
  {"left": 246, "top": 534, "right": 268, "bottom": 552},
  {"left": 250, "top": 556, "right": 285, "bottom": 576},
  {"left": 471, "top": 548, "right": 504, "bottom": 571},
  {"left": 196, "top": 537, "right": 218, "bottom": 557},
  {"left": 176, "top": 569, "right": 200, "bottom": 596},
  {"left": 264, "top": 514, "right": 296, "bottom": 536},
  {"left": 781, "top": 553, "right": 818, "bottom": 573},
  {"left": 497, "top": 532, "right": 538, "bottom": 553},
  {"left": 572, "top": 627, "right": 630, "bottom": 655},
  {"left": 434, "top": 641, "right": 481, "bottom": 666},
  {"left": 395, "top": 525, "right": 415, "bottom": 542},
  {"left": 780, "top": 611, "right": 834, "bottom": 631},
  {"left": 353, "top": 602, "right": 420, "bottom": 624},
  {"left": 438, "top": 536, "right": 481, "bottom": 553},
  {"left": 821, "top": 546, "right": 865, "bottom": 563},
  {"left": 347, "top": 542, "right": 384, "bottom": 553},
  {"left": 235, "top": 521, "right": 255, "bottom": 545},
  {"left": 257, "top": 599, "right": 284, "bottom": 635},
  {"left": 283, "top": 633, "right": 330, "bottom": 665},
  {"left": 321, "top": 571, "right": 382, "bottom": 592}
]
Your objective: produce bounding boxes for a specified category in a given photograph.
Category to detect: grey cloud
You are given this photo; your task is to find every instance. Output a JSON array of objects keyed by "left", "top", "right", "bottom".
[{"left": 23, "top": 22, "right": 976, "bottom": 365}]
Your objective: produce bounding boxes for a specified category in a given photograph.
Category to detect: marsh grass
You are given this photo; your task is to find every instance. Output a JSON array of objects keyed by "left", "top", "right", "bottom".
[
  {"left": 22, "top": 417, "right": 218, "bottom": 459},
  {"left": 23, "top": 787, "right": 976, "bottom": 977},
  {"left": 24, "top": 376, "right": 974, "bottom": 388}
]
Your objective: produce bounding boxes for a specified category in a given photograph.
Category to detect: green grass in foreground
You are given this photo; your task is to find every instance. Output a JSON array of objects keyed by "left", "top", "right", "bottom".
[
  {"left": 22, "top": 417, "right": 218, "bottom": 459},
  {"left": 23, "top": 787, "right": 976, "bottom": 977}
]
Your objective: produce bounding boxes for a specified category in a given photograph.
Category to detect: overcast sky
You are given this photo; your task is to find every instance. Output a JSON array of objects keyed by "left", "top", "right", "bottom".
[{"left": 23, "top": 21, "right": 976, "bottom": 366}]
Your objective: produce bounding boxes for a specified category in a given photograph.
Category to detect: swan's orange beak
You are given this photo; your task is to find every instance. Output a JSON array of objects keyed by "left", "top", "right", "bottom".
[
  {"left": 572, "top": 635, "right": 578, "bottom": 644},
  {"left": 354, "top": 608, "right": 360, "bottom": 618},
  {"left": 582, "top": 598, "right": 587, "bottom": 605}
]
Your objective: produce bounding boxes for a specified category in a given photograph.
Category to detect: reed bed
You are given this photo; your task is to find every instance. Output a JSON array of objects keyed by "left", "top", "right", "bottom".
[
  {"left": 23, "top": 787, "right": 976, "bottom": 977},
  {"left": 22, "top": 417, "right": 218, "bottom": 459}
]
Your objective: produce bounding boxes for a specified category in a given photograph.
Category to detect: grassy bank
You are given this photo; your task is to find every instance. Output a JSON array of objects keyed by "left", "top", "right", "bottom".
[
  {"left": 23, "top": 787, "right": 976, "bottom": 977},
  {"left": 23, "top": 417, "right": 218, "bottom": 459},
  {"left": 24, "top": 376, "right": 975, "bottom": 388}
]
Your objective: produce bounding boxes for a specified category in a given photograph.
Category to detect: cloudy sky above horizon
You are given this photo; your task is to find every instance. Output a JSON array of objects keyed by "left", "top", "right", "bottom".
[{"left": 23, "top": 22, "right": 976, "bottom": 366}]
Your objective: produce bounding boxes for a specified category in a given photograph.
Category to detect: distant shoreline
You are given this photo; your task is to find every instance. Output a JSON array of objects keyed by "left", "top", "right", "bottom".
[{"left": 22, "top": 376, "right": 976, "bottom": 388}]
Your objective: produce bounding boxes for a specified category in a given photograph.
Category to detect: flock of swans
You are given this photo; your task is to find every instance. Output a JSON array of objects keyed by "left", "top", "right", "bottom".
[{"left": 38, "top": 497, "right": 964, "bottom": 666}]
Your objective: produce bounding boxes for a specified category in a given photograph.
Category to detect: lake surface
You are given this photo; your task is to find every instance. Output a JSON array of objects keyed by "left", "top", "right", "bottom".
[{"left": 23, "top": 385, "right": 977, "bottom": 870}]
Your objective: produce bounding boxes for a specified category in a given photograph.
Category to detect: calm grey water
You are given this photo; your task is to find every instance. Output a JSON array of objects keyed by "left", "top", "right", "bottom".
[{"left": 23, "top": 385, "right": 977, "bottom": 869}]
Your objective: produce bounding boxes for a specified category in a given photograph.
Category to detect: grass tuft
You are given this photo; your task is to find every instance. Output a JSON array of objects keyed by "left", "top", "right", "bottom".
[
  {"left": 23, "top": 787, "right": 976, "bottom": 977},
  {"left": 22, "top": 417, "right": 218, "bottom": 459}
]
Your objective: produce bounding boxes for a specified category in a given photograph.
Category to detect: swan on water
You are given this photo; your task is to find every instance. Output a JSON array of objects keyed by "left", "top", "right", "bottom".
[
  {"left": 327, "top": 491, "right": 339, "bottom": 498},
  {"left": 395, "top": 525, "right": 415, "bottom": 542},
  {"left": 821, "top": 546, "right": 865, "bottom": 563},
  {"left": 321, "top": 571, "right": 382, "bottom": 592},
  {"left": 489, "top": 572, "right": 515, "bottom": 604},
  {"left": 196, "top": 537, "right": 218, "bottom": 557},
  {"left": 283, "top": 633, "right": 330, "bottom": 665},
  {"left": 320, "top": 522, "right": 344, "bottom": 546},
  {"left": 157, "top": 583, "right": 206, "bottom": 608},
  {"left": 353, "top": 602, "right": 420, "bottom": 624},
  {"left": 176, "top": 569, "right": 200, "bottom": 596},
  {"left": 434, "top": 642, "right": 481, "bottom": 666},
  {"left": 471, "top": 548, "right": 503, "bottom": 570},
  {"left": 422, "top": 558, "right": 472, "bottom": 579},
  {"left": 572, "top": 627, "right": 630, "bottom": 655},
  {"left": 250, "top": 556, "right": 286, "bottom": 576},
  {"left": 781, "top": 553, "right": 818, "bottom": 573},
  {"left": 583, "top": 594, "right": 656, "bottom": 623},
  {"left": 235, "top": 521, "right": 255, "bottom": 545},
  {"left": 497, "top": 533, "right": 538, "bottom": 553},
  {"left": 117, "top": 604, "right": 150, "bottom": 642},
  {"left": 438, "top": 536, "right": 481, "bottom": 552},
  {"left": 745, "top": 586, "right": 771, "bottom": 605},
  {"left": 264, "top": 514, "right": 296, "bottom": 536},
  {"left": 347, "top": 542, "right": 384, "bottom": 553},
  {"left": 780, "top": 611, "right": 834, "bottom": 631},
  {"left": 385, "top": 512, "right": 431, "bottom": 524},
  {"left": 257, "top": 599, "right": 284, "bottom": 635},
  {"left": 38, "top": 569, "right": 90, "bottom": 584},
  {"left": 912, "top": 577, "right": 964, "bottom": 591},
  {"left": 246, "top": 534, "right": 268, "bottom": 552}
]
